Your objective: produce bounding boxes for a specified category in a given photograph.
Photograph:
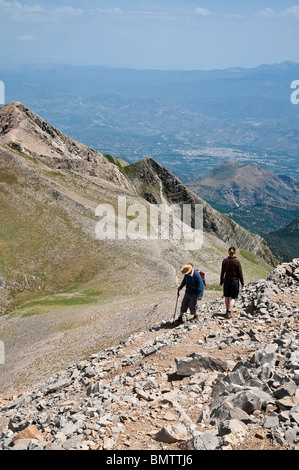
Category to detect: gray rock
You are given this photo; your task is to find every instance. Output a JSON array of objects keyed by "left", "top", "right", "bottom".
[
  {"left": 62, "top": 435, "right": 83, "bottom": 450},
  {"left": 219, "top": 419, "right": 248, "bottom": 438},
  {"left": 229, "top": 408, "right": 252, "bottom": 424},
  {"left": 290, "top": 412, "right": 299, "bottom": 426},
  {"left": 228, "top": 389, "right": 274, "bottom": 414},
  {"left": 86, "top": 381, "right": 102, "bottom": 396},
  {"left": 273, "top": 381, "right": 297, "bottom": 399},
  {"left": 1, "top": 395, "right": 29, "bottom": 412},
  {"left": 176, "top": 354, "right": 228, "bottom": 377},
  {"left": 210, "top": 400, "right": 233, "bottom": 423},
  {"left": 153, "top": 424, "right": 188, "bottom": 444},
  {"left": 0, "top": 437, "right": 14, "bottom": 450},
  {"left": 8, "top": 416, "right": 30, "bottom": 433},
  {"left": 44, "top": 442, "right": 65, "bottom": 450},
  {"left": 102, "top": 437, "right": 114, "bottom": 450},
  {"left": 46, "top": 378, "right": 72, "bottom": 395},
  {"left": 12, "top": 439, "right": 32, "bottom": 450},
  {"left": 263, "top": 415, "right": 280, "bottom": 429},
  {"left": 284, "top": 427, "right": 298, "bottom": 442},
  {"left": 180, "top": 432, "right": 219, "bottom": 451},
  {"left": 28, "top": 441, "right": 45, "bottom": 450},
  {"left": 293, "top": 370, "right": 299, "bottom": 385}
]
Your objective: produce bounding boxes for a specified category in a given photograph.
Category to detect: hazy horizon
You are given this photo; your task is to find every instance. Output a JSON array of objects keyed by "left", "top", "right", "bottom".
[
  {"left": 1, "top": 59, "right": 299, "bottom": 73},
  {"left": 0, "top": 1, "right": 299, "bottom": 70}
]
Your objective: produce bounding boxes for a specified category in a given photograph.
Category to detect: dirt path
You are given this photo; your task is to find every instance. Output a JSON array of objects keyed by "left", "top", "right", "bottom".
[{"left": 0, "top": 289, "right": 220, "bottom": 394}]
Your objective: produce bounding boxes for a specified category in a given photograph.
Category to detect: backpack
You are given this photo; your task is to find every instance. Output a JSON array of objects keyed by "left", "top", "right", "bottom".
[
  {"left": 195, "top": 269, "right": 206, "bottom": 286},
  {"left": 186, "top": 269, "right": 206, "bottom": 288}
]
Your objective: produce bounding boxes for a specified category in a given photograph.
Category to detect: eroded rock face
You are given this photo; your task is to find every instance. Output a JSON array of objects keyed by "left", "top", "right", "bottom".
[{"left": 0, "top": 102, "right": 132, "bottom": 189}]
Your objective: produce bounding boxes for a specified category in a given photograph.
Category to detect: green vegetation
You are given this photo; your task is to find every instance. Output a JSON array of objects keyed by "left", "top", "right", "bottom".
[
  {"left": 238, "top": 249, "right": 273, "bottom": 280},
  {"left": 0, "top": 121, "right": 278, "bottom": 318},
  {"left": 103, "top": 154, "right": 128, "bottom": 168},
  {"left": 206, "top": 284, "right": 223, "bottom": 292},
  {"left": 264, "top": 217, "right": 299, "bottom": 262},
  {"left": 9, "top": 289, "right": 102, "bottom": 318}
]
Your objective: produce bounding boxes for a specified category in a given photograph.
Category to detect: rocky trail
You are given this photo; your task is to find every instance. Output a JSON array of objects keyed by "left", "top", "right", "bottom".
[{"left": 0, "top": 260, "right": 298, "bottom": 451}]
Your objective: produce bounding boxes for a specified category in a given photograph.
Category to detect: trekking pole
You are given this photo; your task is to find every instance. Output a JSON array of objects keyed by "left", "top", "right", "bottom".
[{"left": 173, "top": 290, "right": 180, "bottom": 323}]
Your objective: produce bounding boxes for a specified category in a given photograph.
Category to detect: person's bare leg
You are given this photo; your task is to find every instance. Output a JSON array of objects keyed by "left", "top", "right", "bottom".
[{"left": 228, "top": 298, "right": 235, "bottom": 312}]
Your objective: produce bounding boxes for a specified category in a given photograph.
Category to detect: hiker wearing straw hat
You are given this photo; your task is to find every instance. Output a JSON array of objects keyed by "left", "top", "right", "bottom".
[{"left": 177, "top": 263, "right": 205, "bottom": 323}]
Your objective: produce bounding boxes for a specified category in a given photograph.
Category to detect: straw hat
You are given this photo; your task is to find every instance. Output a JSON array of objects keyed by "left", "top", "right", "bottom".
[{"left": 181, "top": 263, "right": 193, "bottom": 275}]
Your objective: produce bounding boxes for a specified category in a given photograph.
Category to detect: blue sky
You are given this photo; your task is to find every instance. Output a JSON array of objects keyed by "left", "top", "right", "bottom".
[{"left": 0, "top": 0, "right": 299, "bottom": 69}]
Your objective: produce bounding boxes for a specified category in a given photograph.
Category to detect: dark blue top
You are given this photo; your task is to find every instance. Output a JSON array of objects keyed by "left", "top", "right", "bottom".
[{"left": 180, "top": 271, "right": 205, "bottom": 298}]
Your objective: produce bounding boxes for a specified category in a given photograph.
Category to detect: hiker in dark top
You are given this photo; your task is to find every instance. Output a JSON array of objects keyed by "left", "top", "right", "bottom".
[
  {"left": 220, "top": 247, "right": 244, "bottom": 319},
  {"left": 177, "top": 263, "right": 205, "bottom": 323}
]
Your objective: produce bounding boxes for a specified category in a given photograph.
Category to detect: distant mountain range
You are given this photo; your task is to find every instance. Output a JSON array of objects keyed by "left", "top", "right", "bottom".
[
  {"left": 0, "top": 102, "right": 275, "bottom": 315},
  {"left": 1, "top": 61, "right": 298, "bottom": 181},
  {"left": 188, "top": 161, "right": 299, "bottom": 236}
]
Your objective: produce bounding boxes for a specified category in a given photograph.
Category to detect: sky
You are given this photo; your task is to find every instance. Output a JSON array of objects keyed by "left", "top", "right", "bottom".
[{"left": 0, "top": 0, "right": 299, "bottom": 70}]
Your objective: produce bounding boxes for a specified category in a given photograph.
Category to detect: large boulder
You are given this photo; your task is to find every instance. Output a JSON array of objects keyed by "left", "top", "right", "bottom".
[{"left": 176, "top": 354, "right": 228, "bottom": 377}]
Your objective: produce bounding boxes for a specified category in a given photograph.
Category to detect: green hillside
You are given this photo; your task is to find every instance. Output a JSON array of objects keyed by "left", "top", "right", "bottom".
[{"left": 264, "top": 217, "right": 299, "bottom": 262}]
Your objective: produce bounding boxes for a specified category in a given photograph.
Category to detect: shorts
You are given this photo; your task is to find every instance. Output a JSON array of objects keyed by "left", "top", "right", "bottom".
[
  {"left": 180, "top": 293, "right": 198, "bottom": 316},
  {"left": 223, "top": 281, "right": 239, "bottom": 300}
]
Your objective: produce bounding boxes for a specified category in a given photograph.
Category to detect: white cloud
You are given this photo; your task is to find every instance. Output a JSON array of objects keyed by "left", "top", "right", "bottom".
[
  {"left": 0, "top": 0, "right": 42, "bottom": 21},
  {"left": 97, "top": 8, "right": 122, "bottom": 15},
  {"left": 0, "top": 1, "right": 88, "bottom": 21},
  {"left": 0, "top": 1, "right": 124, "bottom": 22},
  {"left": 18, "top": 34, "right": 34, "bottom": 40},
  {"left": 280, "top": 5, "right": 299, "bottom": 19},
  {"left": 223, "top": 13, "right": 245, "bottom": 20},
  {"left": 194, "top": 7, "right": 215, "bottom": 17},
  {"left": 255, "top": 7, "right": 276, "bottom": 19},
  {"left": 256, "top": 5, "right": 299, "bottom": 20},
  {"left": 51, "top": 6, "right": 85, "bottom": 17},
  {"left": 131, "top": 10, "right": 167, "bottom": 17},
  {"left": 0, "top": 0, "right": 42, "bottom": 13}
]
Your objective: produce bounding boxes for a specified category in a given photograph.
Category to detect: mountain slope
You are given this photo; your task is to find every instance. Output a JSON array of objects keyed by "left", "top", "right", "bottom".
[
  {"left": 122, "top": 158, "right": 275, "bottom": 262},
  {"left": 264, "top": 216, "right": 299, "bottom": 262},
  {"left": 0, "top": 101, "right": 278, "bottom": 393},
  {"left": 0, "top": 259, "right": 298, "bottom": 450},
  {"left": 0, "top": 102, "right": 276, "bottom": 317},
  {"left": 0, "top": 101, "right": 130, "bottom": 189},
  {"left": 188, "top": 161, "right": 299, "bottom": 234}
]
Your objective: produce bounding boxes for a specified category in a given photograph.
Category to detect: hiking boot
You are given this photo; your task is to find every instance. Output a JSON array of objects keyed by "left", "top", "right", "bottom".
[
  {"left": 191, "top": 315, "right": 199, "bottom": 322},
  {"left": 178, "top": 315, "right": 186, "bottom": 324},
  {"left": 225, "top": 311, "right": 232, "bottom": 319}
]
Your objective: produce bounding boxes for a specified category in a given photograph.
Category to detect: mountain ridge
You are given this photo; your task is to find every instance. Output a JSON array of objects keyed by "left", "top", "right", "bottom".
[
  {"left": 0, "top": 102, "right": 277, "bottom": 394},
  {"left": 121, "top": 157, "right": 275, "bottom": 261},
  {"left": 265, "top": 216, "right": 299, "bottom": 262},
  {"left": 0, "top": 101, "right": 131, "bottom": 190},
  {"left": 0, "top": 101, "right": 275, "bottom": 262},
  {"left": 188, "top": 160, "right": 299, "bottom": 235}
]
